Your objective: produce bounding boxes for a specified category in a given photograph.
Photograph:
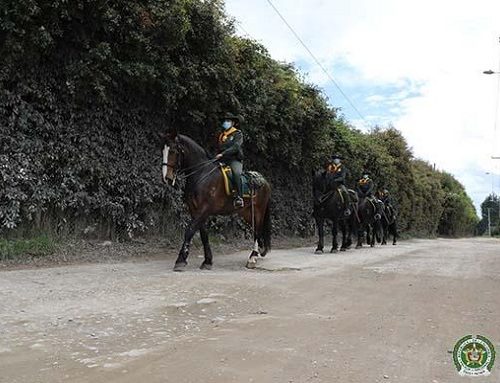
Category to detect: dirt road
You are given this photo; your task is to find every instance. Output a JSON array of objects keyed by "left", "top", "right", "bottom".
[{"left": 1, "top": 238, "right": 500, "bottom": 382}]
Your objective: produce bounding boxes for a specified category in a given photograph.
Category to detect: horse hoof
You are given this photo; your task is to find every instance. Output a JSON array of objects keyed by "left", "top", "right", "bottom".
[
  {"left": 330, "top": 248, "right": 338, "bottom": 253},
  {"left": 340, "top": 248, "right": 347, "bottom": 252},
  {"left": 393, "top": 242, "right": 397, "bottom": 246},
  {"left": 200, "top": 262, "right": 212, "bottom": 270},
  {"left": 246, "top": 260, "right": 257, "bottom": 269},
  {"left": 370, "top": 244, "right": 375, "bottom": 248},
  {"left": 355, "top": 245, "right": 362, "bottom": 249},
  {"left": 173, "top": 262, "right": 187, "bottom": 272},
  {"left": 314, "top": 249, "right": 324, "bottom": 254}
]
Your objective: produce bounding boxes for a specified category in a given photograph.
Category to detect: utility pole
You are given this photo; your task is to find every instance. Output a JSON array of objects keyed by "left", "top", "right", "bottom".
[{"left": 488, "top": 207, "right": 492, "bottom": 237}]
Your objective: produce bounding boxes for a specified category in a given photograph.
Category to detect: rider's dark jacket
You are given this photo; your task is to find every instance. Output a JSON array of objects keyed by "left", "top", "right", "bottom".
[
  {"left": 356, "top": 178, "right": 374, "bottom": 198},
  {"left": 326, "top": 163, "right": 347, "bottom": 185},
  {"left": 218, "top": 127, "right": 244, "bottom": 161}
]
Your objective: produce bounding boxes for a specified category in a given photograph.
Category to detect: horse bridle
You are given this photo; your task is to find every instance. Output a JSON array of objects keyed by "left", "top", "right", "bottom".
[
  {"left": 162, "top": 140, "right": 218, "bottom": 186},
  {"left": 162, "top": 140, "right": 183, "bottom": 186}
]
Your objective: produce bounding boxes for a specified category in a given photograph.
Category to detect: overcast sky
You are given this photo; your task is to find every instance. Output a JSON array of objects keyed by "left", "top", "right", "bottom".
[{"left": 225, "top": 0, "right": 500, "bottom": 212}]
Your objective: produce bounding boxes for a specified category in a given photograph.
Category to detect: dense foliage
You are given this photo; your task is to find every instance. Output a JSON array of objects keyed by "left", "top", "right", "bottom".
[{"left": 0, "top": 0, "right": 478, "bottom": 241}]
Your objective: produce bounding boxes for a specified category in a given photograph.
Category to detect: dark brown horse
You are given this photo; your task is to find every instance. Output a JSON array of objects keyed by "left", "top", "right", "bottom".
[
  {"left": 380, "top": 203, "right": 398, "bottom": 246},
  {"left": 312, "top": 170, "right": 352, "bottom": 253},
  {"left": 162, "top": 131, "right": 271, "bottom": 271},
  {"left": 355, "top": 196, "right": 382, "bottom": 248}
]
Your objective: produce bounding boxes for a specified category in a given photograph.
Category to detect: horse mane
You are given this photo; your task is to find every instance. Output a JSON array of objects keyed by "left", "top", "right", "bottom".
[{"left": 178, "top": 134, "right": 210, "bottom": 160}]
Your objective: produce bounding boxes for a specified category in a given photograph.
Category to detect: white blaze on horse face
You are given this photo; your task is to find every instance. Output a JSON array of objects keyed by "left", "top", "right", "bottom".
[{"left": 162, "top": 145, "right": 170, "bottom": 181}]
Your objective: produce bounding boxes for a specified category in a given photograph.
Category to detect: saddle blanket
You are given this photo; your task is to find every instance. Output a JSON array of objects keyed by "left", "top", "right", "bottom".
[{"left": 221, "top": 166, "right": 265, "bottom": 197}]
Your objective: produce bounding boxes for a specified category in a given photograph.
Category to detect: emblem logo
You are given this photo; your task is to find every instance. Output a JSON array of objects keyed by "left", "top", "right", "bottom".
[{"left": 453, "top": 335, "right": 495, "bottom": 376}]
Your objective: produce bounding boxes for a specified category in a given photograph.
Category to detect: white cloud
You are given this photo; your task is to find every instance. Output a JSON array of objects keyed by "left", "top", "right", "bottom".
[{"left": 225, "top": 0, "right": 500, "bottom": 211}]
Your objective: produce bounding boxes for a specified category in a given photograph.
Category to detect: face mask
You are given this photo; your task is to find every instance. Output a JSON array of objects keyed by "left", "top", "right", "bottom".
[
  {"left": 333, "top": 158, "right": 341, "bottom": 165},
  {"left": 222, "top": 120, "right": 233, "bottom": 130}
]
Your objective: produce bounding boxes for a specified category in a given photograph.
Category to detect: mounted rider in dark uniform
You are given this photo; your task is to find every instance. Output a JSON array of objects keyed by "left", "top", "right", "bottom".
[
  {"left": 215, "top": 113, "right": 244, "bottom": 208},
  {"left": 325, "top": 154, "right": 351, "bottom": 216},
  {"left": 378, "top": 188, "right": 396, "bottom": 217},
  {"left": 356, "top": 172, "right": 383, "bottom": 219},
  {"left": 356, "top": 172, "right": 374, "bottom": 198}
]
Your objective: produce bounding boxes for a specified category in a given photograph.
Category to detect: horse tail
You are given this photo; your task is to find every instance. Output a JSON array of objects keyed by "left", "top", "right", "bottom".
[{"left": 260, "top": 194, "right": 272, "bottom": 256}]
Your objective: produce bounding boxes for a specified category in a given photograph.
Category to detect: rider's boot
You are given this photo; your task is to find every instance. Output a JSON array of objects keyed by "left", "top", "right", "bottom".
[
  {"left": 230, "top": 161, "right": 244, "bottom": 208},
  {"left": 341, "top": 187, "right": 351, "bottom": 216},
  {"left": 375, "top": 200, "right": 383, "bottom": 220}
]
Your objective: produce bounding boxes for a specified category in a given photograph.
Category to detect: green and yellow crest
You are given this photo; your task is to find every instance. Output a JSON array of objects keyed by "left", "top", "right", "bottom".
[{"left": 453, "top": 335, "right": 495, "bottom": 376}]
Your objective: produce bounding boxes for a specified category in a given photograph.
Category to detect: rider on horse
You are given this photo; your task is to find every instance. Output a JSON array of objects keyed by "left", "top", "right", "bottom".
[
  {"left": 326, "top": 154, "right": 351, "bottom": 216},
  {"left": 215, "top": 113, "right": 244, "bottom": 208},
  {"left": 378, "top": 188, "right": 396, "bottom": 217},
  {"left": 356, "top": 172, "right": 383, "bottom": 219}
]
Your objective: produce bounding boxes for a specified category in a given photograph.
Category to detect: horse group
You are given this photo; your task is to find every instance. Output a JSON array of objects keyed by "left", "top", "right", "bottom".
[
  {"left": 312, "top": 170, "right": 398, "bottom": 255},
  {"left": 162, "top": 132, "right": 397, "bottom": 271}
]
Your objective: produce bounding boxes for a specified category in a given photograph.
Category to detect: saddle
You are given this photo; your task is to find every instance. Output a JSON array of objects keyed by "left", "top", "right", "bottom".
[
  {"left": 220, "top": 166, "right": 265, "bottom": 197},
  {"left": 358, "top": 195, "right": 379, "bottom": 212}
]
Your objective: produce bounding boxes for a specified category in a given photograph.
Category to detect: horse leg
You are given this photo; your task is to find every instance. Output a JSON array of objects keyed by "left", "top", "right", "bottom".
[
  {"left": 330, "top": 221, "right": 338, "bottom": 253},
  {"left": 340, "top": 221, "right": 347, "bottom": 251},
  {"left": 392, "top": 223, "right": 398, "bottom": 245},
  {"left": 315, "top": 215, "right": 325, "bottom": 254},
  {"left": 199, "top": 225, "right": 213, "bottom": 270},
  {"left": 238, "top": 200, "right": 265, "bottom": 269},
  {"left": 345, "top": 219, "right": 353, "bottom": 249},
  {"left": 356, "top": 225, "right": 363, "bottom": 249},
  {"left": 369, "top": 224, "right": 375, "bottom": 247},
  {"left": 247, "top": 213, "right": 262, "bottom": 269},
  {"left": 381, "top": 222, "right": 387, "bottom": 245},
  {"left": 256, "top": 197, "right": 271, "bottom": 257},
  {"left": 245, "top": 239, "right": 261, "bottom": 269},
  {"left": 174, "top": 214, "right": 206, "bottom": 271}
]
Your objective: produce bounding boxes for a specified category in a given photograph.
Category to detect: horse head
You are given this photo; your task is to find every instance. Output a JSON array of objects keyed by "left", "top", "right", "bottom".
[{"left": 162, "top": 128, "right": 183, "bottom": 186}]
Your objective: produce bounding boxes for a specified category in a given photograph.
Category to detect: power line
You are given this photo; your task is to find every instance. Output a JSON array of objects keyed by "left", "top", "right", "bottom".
[{"left": 265, "top": 0, "right": 368, "bottom": 126}]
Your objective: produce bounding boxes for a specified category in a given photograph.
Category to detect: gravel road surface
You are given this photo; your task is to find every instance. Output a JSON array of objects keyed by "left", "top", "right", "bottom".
[{"left": 1, "top": 238, "right": 500, "bottom": 382}]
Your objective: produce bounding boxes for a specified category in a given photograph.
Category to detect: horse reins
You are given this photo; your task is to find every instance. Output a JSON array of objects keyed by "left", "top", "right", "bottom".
[{"left": 177, "top": 159, "right": 218, "bottom": 181}]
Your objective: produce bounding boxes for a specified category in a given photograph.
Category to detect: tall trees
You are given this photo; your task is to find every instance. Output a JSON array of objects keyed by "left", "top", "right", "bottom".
[{"left": 0, "top": 0, "right": 478, "bottom": 238}]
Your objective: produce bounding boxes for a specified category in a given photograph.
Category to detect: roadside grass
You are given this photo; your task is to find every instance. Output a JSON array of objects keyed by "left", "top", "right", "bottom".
[{"left": 0, "top": 235, "right": 59, "bottom": 261}]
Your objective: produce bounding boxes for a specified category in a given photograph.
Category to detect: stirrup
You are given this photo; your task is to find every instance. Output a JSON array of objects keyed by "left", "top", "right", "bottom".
[
  {"left": 374, "top": 213, "right": 381, "bottom": 220},
  {"left": 344, "top": 209, "right": 351, "bottom": 217},
  {"left": 234, "top": 197, "right": 244, "bottom": 208}
]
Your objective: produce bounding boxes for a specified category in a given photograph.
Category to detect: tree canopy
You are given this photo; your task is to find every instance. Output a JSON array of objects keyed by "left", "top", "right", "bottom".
[{"left": 0, "top": 0, "right": 478, "bottom": 239}]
